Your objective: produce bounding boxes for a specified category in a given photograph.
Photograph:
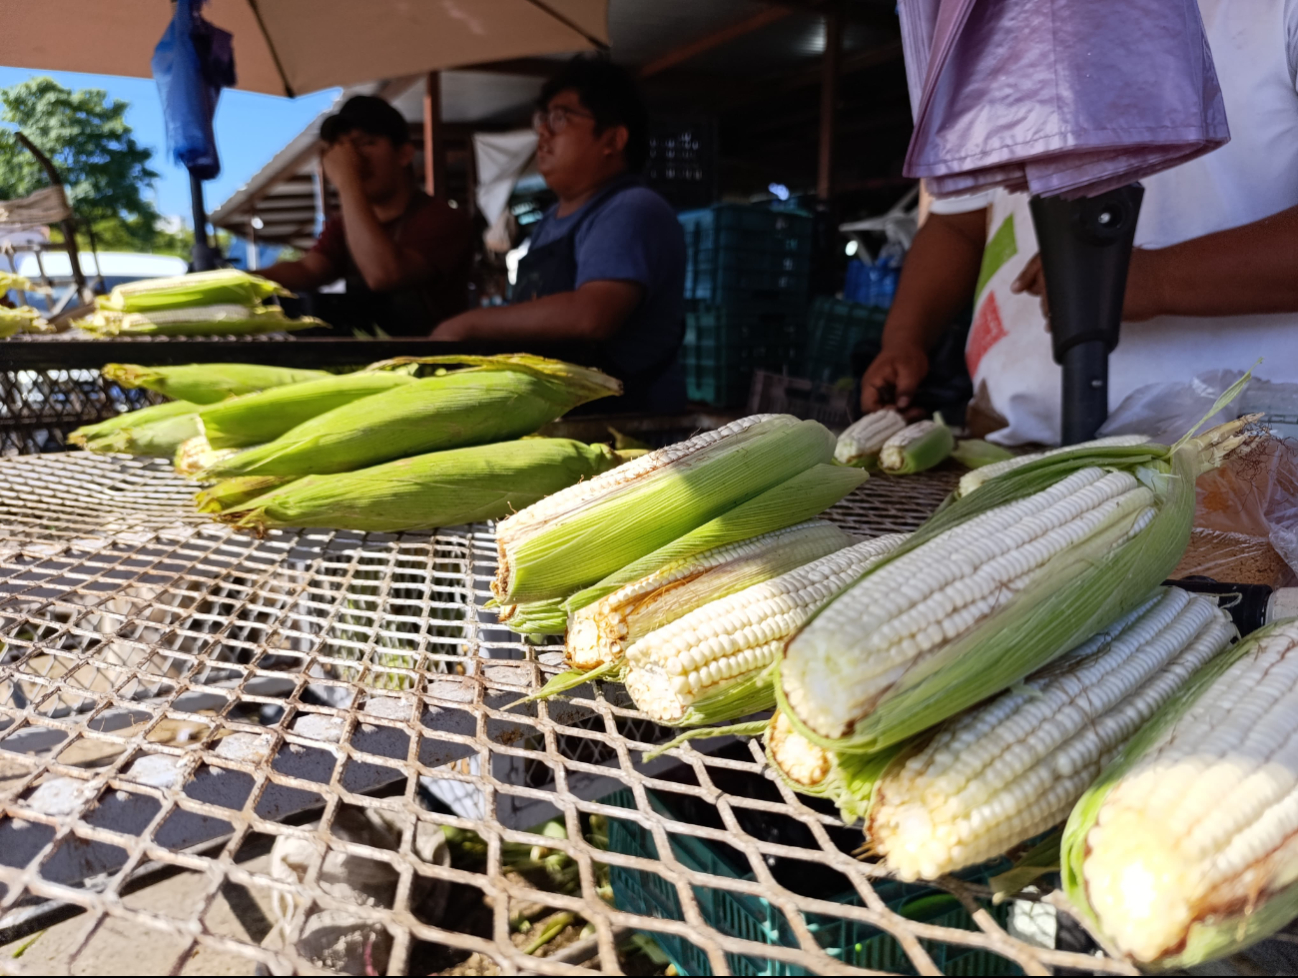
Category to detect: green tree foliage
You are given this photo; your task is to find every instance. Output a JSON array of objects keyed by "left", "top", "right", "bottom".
[{"left": 0, "top": 77, "right": 163, "bottom": 251}]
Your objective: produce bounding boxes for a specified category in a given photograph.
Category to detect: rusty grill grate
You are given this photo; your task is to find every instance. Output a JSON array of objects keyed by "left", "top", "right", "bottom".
[{"left": 0, "top": 454, "right": 1137, "bottom": 976}]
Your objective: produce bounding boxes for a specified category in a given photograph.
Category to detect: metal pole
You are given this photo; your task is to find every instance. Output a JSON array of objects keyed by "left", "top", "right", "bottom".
[
  {"left": 190, "top": 171, "right": 217, "bottom": 271},
  {"left": 816, "top": 2, "right": 842, "bottom": 201}
]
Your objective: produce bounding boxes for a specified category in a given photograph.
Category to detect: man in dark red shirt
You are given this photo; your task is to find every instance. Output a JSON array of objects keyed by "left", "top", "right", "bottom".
[{"left": 261, "top": 96, "right": 471, "bottom": 335}]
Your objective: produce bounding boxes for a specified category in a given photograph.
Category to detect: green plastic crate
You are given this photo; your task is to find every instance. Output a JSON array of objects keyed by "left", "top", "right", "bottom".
[
  {"left": 680, "top": 205, "right": 813, "bottom": 304},
  {"left": 604, "top": 788, "right": 1021, "bottom": 976},
  {"left": 683, "top": 304, "right": 804, "bottom": 407},
  {"left": 803, "top": 297, "right": 887, "bottom": 384}
]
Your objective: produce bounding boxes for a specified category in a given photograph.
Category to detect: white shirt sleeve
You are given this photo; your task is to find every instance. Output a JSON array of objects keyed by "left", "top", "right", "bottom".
[{"left": 927, "top": 189, "right": 996, "bottom": 215}]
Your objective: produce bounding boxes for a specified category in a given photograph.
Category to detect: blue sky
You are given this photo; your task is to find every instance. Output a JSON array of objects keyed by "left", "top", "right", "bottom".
[{"left": 0, "top": 67, "right": 339, "bottom": 224}]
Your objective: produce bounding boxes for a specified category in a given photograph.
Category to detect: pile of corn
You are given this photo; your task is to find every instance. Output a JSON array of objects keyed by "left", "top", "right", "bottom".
[
  {"left": 0, "top": 273, "right": 52, "bottom": 337},
  {"left": 834, "top": 409, "right": 954, "bottom": 473},
  {"left": 74, "top": 269, "right": 323, "bottom": 337},
  {"left": 71, "top": 354, "right": 631, "bottom": 532}
]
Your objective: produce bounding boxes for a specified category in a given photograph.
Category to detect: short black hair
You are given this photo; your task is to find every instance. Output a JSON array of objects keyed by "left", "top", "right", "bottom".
[
  {"left": 320, "top": 95, "right": 409, "bottom": 147},
  {"left": 539, "top": 57, "right": 650, "bottom": 171}
]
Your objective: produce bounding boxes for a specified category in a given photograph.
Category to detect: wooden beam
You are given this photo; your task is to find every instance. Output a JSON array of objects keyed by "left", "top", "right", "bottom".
[
  {"left": 423, "top": 71, "right": 445, "bottom": 198},
  {"left": 817, "top": 3, "right": 843, "bottom": 200},
  {"left": 639, "top": 7, "right": 791, "bottom": 78}
]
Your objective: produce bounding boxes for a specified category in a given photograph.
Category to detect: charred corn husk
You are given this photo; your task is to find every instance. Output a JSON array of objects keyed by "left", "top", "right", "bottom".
[
  {"left": 494, "top": 415, "right": 837, "bottom": 605},
  {"left": 778, "top": 409, "right": 1255, "bottom": 756},
  {"left": 69, "top": 400, "right": 198, "bottom": 447},
  {"left": 567, "top": 521, "right": 851, "bottom": 671},
  {"left": 194, "top": 476, "right": 294, "bottom": 514},
  {"left": 95, "top": 269, "right": 293, "bottom": 313},
  {"left": 955, "top": 434, "right": 1151, "bottom": 498},
  {"left": 205, "top": 355, "right": 620, "bottom": 479},
  {"left": 879, "top": 418, "right": 954, "bottom": 475},
  {"left": 1063, "top": 617, "right": 1298, "bottom": 968},
  {"left": 834, "top": 410, "right": 906, "bottom": 468},
  {"left": 503, "top": 462, "right": 869, "bottom": 639},
  {"left": 104, "top": 363, "right": 329, "bottom": 405},
  {"left": 78, "top": 303, "right": 323, "bottom": 337},
  {"left": 220, "top": 439, "right": 627, "bottom": 534},
  {"left": 867, "top": 588, "right": 1235, "bottom": 881},
  {"left": 73, "top": 404, "right": 202, "bottom": 458},
  {"left": 622, "top": 534, "right": 906, "bottom": 725},
  {"left": 199, "top": 370, "right": 416, "bottom": 449}
]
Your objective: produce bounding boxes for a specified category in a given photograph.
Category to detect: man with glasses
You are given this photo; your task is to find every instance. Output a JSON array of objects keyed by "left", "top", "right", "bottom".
[
  {"left": 433, "top": 57, "right": 687, "bottom": 413},
  {"left": 262, "top": 95, "right": 472, "bottom": 336}
]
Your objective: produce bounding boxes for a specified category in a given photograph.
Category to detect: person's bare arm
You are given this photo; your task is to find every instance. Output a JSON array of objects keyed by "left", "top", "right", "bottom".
[
  {"left": 1013, "top": 203, "right": 1298, "bottom": 323},
  {"left": 259, "top": 250, "right": 338, "bottom": 292},
  {"left": 431, "top": 280, "right": 642, "bottom": 342},
  {"left": 861, "top": 207, "right": 987, "bottom": 414},
  {"left": 325, "top": 140, "right": 429, "bottom": 292}
]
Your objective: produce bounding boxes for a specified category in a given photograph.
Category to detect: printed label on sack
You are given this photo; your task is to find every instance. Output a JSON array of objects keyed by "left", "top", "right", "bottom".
[
  {"left": 967, "top": 291, "right": 1007, "bottom": 378},
  {"left": 975, "top": 214, "right": 1018, "bottom": 302}
]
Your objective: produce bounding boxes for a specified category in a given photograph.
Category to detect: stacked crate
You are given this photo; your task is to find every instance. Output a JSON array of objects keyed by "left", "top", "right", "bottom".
[
  {"left": 802, "top": 296, "right": 888, "bottom": 386},
  {"left": 679, "top": 205, "right": 812, "bottom": 407}
]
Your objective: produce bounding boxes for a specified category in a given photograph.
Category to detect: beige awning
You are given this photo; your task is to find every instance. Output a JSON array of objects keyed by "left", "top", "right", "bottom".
[{"left": 1, "top": 0, "right": 608, "bottom": 97}]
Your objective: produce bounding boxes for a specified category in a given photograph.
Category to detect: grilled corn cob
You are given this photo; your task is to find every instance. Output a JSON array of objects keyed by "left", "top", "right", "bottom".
[
  {"left": 95, "top": 268, "right": 293, "bottom": 313},
  {"left": 104, "top": 363, "right": 329, "bottom": 404},
  {"left": 205, "top": 355, "right": 621, "bottom": 479},
  {"left": 194, "top": 476, "right": 294, "bottom": 514},
  {"left": 1063, "top": 617, "right": 1298, "bottom": 967},
  {"left": 567, "top": 521, "right": 850, "bottom": 671},
  {"left": 622, "top": 534, "right": 906, "bottom": 725},
  {"left": 868, "top": 588, "right": 1235, "bottom": 881},
  {"left": 221, "top": 439, "right": 627, "bottom": 534},
  {"left": 834, "top": 410, "right": 907, "bottom": 468},
  {"left": 79, "top": 303, "right": 323, "bottom": 337},
  {"left": 503, "top": 462, "right": 869, "bottom": 638},
  {"left": 73, "top": 404, "right": 202, "bottom": 457},
  {"left": 199, "top": 370, "right": 416, "bottom": 449},
  {"left": 69, "top": 400, "right": 197, "bottom": 447},
  {"left": 494, "top": 415, "right": 837, "bottom": 605},
  {"left": 778, "top": 414, "right": 1254, "bottom": 756},
  {"left": 956, "top": 433, "right": 1151, "bottom": 498},
  {"left": 879, "top": 418, "right": 954, "bottom": 475}
]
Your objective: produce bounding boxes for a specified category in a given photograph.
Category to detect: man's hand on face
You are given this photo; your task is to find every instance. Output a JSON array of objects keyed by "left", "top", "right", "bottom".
[
  {"left": 1012, "top": 247, "right": 1166, "bottom": 329},
  {"left": 322, "top": 137, "right": 364, "bottom": 192}
]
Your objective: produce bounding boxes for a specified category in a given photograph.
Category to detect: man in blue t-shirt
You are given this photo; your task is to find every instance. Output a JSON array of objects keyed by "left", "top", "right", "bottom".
[{"left": 431, "top": 58, "right": 687, "bottom": 413}]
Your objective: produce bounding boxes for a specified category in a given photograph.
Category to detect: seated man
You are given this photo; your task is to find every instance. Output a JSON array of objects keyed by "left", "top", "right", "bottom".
[
  {"left": 261, "top": 95, "right": 471, "bottom": 336},
  {"left": 432, "top": 58, "right": 687, "bottom": 414}
]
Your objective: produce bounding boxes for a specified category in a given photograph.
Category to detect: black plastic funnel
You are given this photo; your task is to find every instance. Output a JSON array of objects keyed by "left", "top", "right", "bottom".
[{"left": 1028, "top": 184, "right": 1144, "bottom": 444}]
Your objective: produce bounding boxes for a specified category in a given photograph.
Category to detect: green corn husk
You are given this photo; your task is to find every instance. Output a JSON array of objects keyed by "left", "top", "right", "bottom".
[
  {"left": 495, "top": 415, "right": 839, "bottom": 605},
  {"left": 1061, "top": 618, "right": 1298, "bottom": 969},
  {"left": 204, "top": 355, "right": 621, "bottom": 479},
  {"left": 878, "top": 418, "right": 955, "bottom": 475},
  {"left": 763, "top": 711, "right": 901, "bottom": 823},
  {"left": 104, "top": 363, "right": 330, "bottom": 405},
  {"left": 955, "top": 433, "right": 1152, "bottom": 498},
  {"left": 95, "top": 269, "right": 293, "bottom": 313},
  {"left": 78, "top": 303, "right": 324, "bottom": 337},
  {"left": 194, "top": 476, "right": 294, "bottom": 514},
  {"left": 0, "top": 271, "right": 34, "bottom": 294},
  {"left": 199, "top": 370, "right": 417, "bottom": 449},
  {"left": 950, "top": 438, "right": 1015, "bottom": 470},
  {"left": 501, "top": 463, "right": 870, "bottom": 638},
  {"left": 0, "top": 305, "right": 48, "bottom": 337},
  {"left": 76, "top": 406, "right": 203, "bottom": 458},
  {"left": 220, "top": 438, "right": 628, "bottom": 534},
  {"left": 776, "top": 382, "right": 1258, "bottom": 757},
  {"left": 69, "top": 400, "right": 197, "bottom": 447}
]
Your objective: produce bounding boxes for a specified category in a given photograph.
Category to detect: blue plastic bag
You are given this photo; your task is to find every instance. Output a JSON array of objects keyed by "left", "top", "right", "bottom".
[{"left": 152, "top": 0, "right": 235, "bottom": 180}]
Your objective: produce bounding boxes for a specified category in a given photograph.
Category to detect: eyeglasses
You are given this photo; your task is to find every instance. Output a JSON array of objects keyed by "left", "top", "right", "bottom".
[{"left": 532, "top": 105, "right": 595, "bottom": 135}]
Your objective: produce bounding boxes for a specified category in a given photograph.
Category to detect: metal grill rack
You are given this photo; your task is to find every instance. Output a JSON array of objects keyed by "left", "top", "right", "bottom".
[{"left": 0, "top": 454, "right": 1137, "bottom": 976}]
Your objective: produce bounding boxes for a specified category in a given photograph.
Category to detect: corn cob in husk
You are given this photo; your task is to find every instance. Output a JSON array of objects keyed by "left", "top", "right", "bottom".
[
  {"left": 878, "top": 418, "right": 954, "bottom": 475},
  {"left": 494, "top": 415, "right": 837, "bottom": 606},
  {"left": 834, "top": 410, "right": 907, "bottom": 468},
  {"left": 0, "top": 305, "right": 49, "bottom": 337},
  {"left": 955, "top": 433, "right": 1151, "bottom": 498},
  {"left": 69, "top": 400, "right": 197, "bottom": 448},
  {"left": 175, "top": 435, "right": 239, "bottom": 478},
  {"left": 104, "top": 363, "right": 330, "bottom": 405},
  {"left": 79, "top": 303, "right": 324, "bottom": 337},
  {"left": 777, "top": 399, "right": 1257, "bottom": 758},
  {"left": 194, "top": 477, "right": 294, "bottom": 514},
  {"left": 76, "top": 407, "right": 202, "bottom": 458},
  {"left": 1062, "top": 617, "right": 1298, "bottom": 968},
  {"left": 220, "top": 438, "right": 628, "bottom": 534},
  {"left": 199, "top": 370, "right": 417, "bottom": 449},
  {"left": 204, "top": 355, "right": 621, "bottom": 479},
  {"left": 500, "top": 462, "right": 869, "bottom": 638},
  {"left": 95, "top": 269, "right": 293, "bottom": 313}
]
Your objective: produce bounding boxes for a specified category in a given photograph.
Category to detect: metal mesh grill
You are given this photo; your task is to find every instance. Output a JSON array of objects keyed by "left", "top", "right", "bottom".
[
  {"left": 0, "top": 370, "right": 164, "bottom": 457},
  {"left": 0, "top": 455, "right": 1136, "bottom": 976}
]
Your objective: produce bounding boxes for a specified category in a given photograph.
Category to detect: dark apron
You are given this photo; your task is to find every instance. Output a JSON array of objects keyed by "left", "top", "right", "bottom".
[{"left": 514, "top": 176, "right": 684, "bottom": 412}]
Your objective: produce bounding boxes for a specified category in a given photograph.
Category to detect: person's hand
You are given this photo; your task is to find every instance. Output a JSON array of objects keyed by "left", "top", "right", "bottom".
[
  {"left": 321, "top": 137, "right": 363, "bottom": 192},
  {"left": 1011, "top": 248, "right": 1167, "bottom": 329},
  {"left": 430, "top": 312, "right": 473, "bottom": 341},
  {"left": 861, "top": 343, "right": 929, "bottom": 417}
]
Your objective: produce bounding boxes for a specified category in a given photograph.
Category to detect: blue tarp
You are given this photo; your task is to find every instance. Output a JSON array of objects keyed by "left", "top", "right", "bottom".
[{"left": 152, "top": 0, "right": 236, "bottom": 180}]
